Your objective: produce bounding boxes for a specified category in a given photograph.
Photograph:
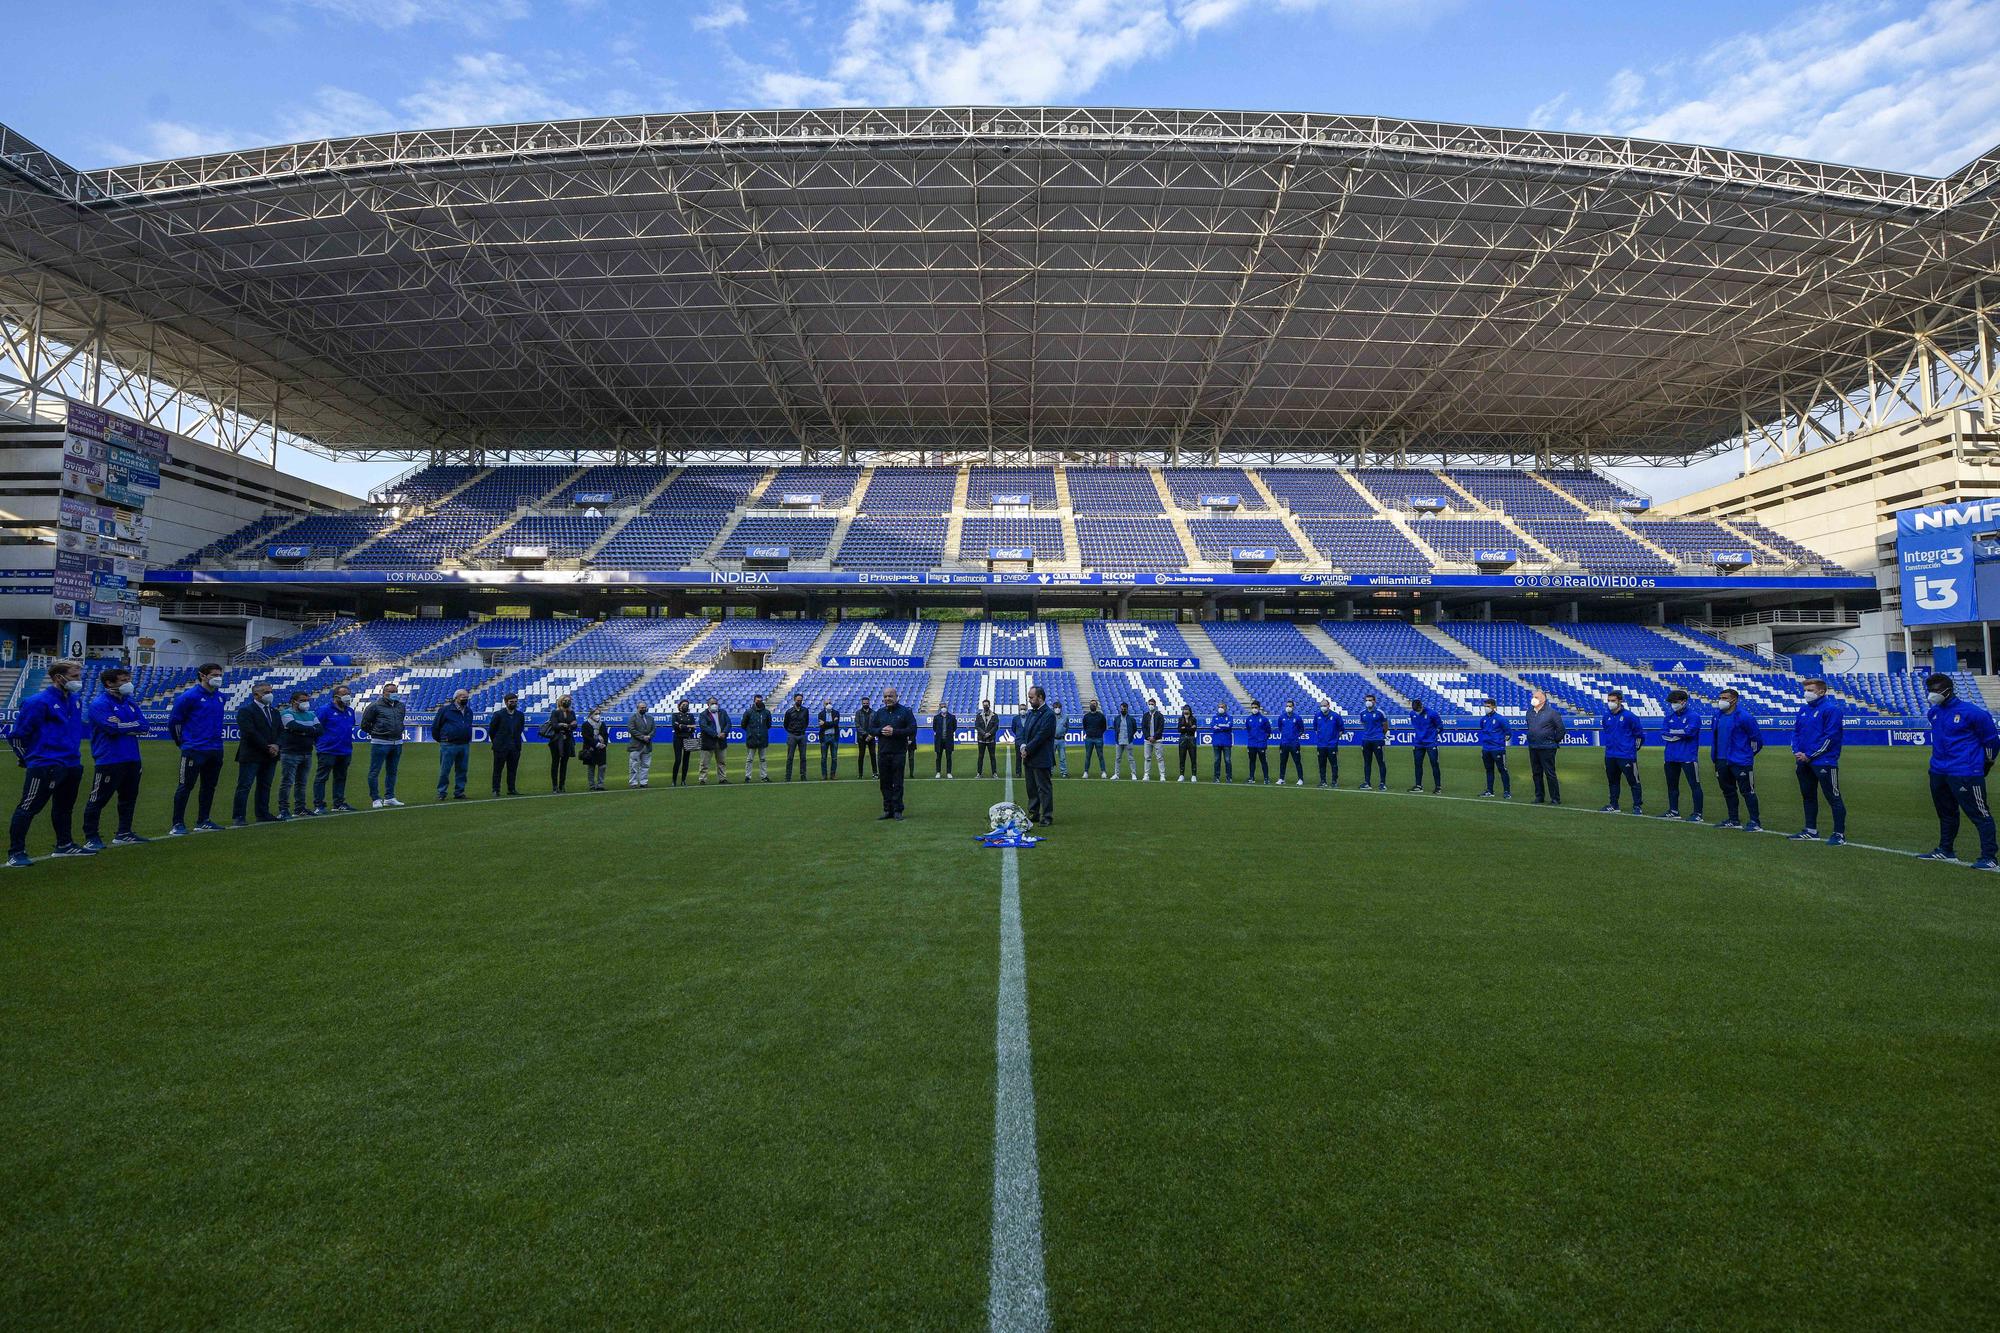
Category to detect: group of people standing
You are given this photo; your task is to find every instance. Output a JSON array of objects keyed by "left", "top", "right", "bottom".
[{"left": 11, "top": 660, "right": 2000, "bottom": 871}]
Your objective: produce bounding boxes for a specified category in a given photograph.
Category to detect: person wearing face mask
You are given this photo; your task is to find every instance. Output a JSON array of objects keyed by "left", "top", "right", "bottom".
[
  {"left": 545, "top": 694, "right": 577, "bottom": 793},
  {"left": 1476, "top": 699, "right": 1511, "bottom": 799},
  {"left": 1407, "top": 697, "right": 1442, "bottom": 795},
  {"left": 432, "top": 688, "right": 474, "bottom": 802},
  {"left": 359, "top": 681, "right": 408, "bottom": 808},
  {"left": 741, "top": 694, "right": 773, "bottom": 783},
  {"left": 931, "top": 702, "right": 958, "bottom": 778},
  {"left": 1918, "top": 673, "right": 2000, "bottom": 869},
  {"left": 168, "top": 662, "right": 228, "bottom": 834},
  {"left": 627, "top": 700, "right": 656, "bottom": 789},
  {"left": 1311, "top": 699, "right": 1343, "bottom": 788},
  {"left": 673, "top": 699, "right": 699, "bottom": 786},
  {"left": 974, "top": 699, "right": 1000, "bottom": 778},
  {"left": 1524, "top": 687, "right": 1566, "bottom": 805},
  {"left": 1789, "top": 677, "right": 1847, "bottom": 845},
  {"left": 1710, "top": 688, "right": 1764, "bottom": 831},
  {"left": 1079, "top": 699, "right": 1107, "bottom": 778},
  {"left": 1176, "top": 704, "right": 1200, "bottom": 781},
  {"left": 231, "top": 679, "right": 283, "bottom": 826},
  {"left": 579, "top": 707, "right": 610, "bottom": 791},
  {"left": 313, "top": 685, "right": 359, "bottom": 814},
  {"left": 487, "top": 692, "right": 525, "bottom": 796},
  {"left": 1141, "top": 698, "right": 1168, "bottom": 782},
  {"left": 81, "top": 667, "right": 149, "bottom": 850},
  {"left": 1243, "top": 701, "right": 1272, "bottom": 785},
  {"left": 1357, "top": 694, "right": 1389, "bottom": 791},
  {"left": 816, "top": 699, "right": 839, "bottom": 780},
  {"left": 1276, "top": 700, "right": 1306, "bottom": 786},
  {"left": 276, "top": 691, "right": 322, "bottom": 819},
  {"left": 1597, "top": 689, "right": 1645, "bottom": 815},
  {"left": 6, "top": 658, "right": 91, "bottom": 867},
  {"left": 1210, "top": 703, "right": 1235, "bottom": 783},
  {"left": 697, "top": 696, "right": 731, "bottom": 785},
  {"left": 784, "top": 693, "right": 812, "bottom": 782},
  {"left": 1109, "top": 701, "right": 1138, "bottom": 780},
  {"left": 1658, "top": 688, "right": 1705, "bottom": 822}
]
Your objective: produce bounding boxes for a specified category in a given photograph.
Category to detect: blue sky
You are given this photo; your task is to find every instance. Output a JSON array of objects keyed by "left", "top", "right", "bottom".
[{"left": 7, "top": 0, "right": 1998, "bottom": 497}]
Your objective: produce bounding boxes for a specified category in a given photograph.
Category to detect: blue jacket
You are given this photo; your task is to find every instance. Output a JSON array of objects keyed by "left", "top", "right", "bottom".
[
  {"left": 1476, "top": 713, "right": 1509, "bottom": 753},
  {"left": 1712, "top": 708, "right": 1763, "bottom": 768},
  {"left": 1602, "top": 708, "right": 1644, "bottom": 761},
  {"left": 1015, "top": 703, "right": 1057, "bottom": 769},
  {"left": 1660, "top": 705, "right": 1702, "bottom": 763},
  {"left": 431, "top": 702, "right": 474, "bottom": 745},
  {"left": 1410, "top": 707, "right": 1440, "bottom": 747},
  {"left": 86, "top": 692, "right": 147, "bottom": 765},
  {"left": 1210, "top": 711, "right": 1234, "bottom": 747},
  {"left": 1311, "top": 709, "right": 1343, "bottom": 747},
  {"left": 10, "top": 685, "right": 86, "bottom": 768},
  {"left": 1357, "top": 707, "right": 1388, "bottom": 744},
  {"left": 167, "top": 683, "right": 227, "bottom": 753},
  {"left": 1276, "top": 711, "right": 1306, "bottom": 745},
  {"left": 1928, "top": 698, "right": 2000, "bottom": 778},
  {"left": 315, "top": 700, "right": 356, "bottom": 756},
  {"left": 1244, "top": 712, "right": 1272, "bottom": 748},
  {"left": 1792, "top": 695, "right": 1844, "bottom": 768}
]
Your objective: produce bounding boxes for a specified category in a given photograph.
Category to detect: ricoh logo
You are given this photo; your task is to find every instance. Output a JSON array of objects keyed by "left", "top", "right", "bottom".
[
  {"left": 1913, "top": 575, "right": 1960, "bottom": 610},
  {"left": 1913, "top": 499, "right": 2000, "bottom": 530}
]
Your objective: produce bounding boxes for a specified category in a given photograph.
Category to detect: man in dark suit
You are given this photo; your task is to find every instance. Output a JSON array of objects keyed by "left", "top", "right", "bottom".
[
  {"left": 1015, "top": 685, "right": 1056, "bottom": 827},
  {"left": 488, "top": 692, "right": 525, "bottom": 795},
  {"left": 931, "top": 704, "right": 958, "bottom": 778},
  {"left": 872, "top": 686, "right": 918, "bottom": 820},
  {"left": 231, "top": 681, "right": 282, "bottom": 825},
  {"left": 854, "top": 697, "right": 877, "bottom": 778}
]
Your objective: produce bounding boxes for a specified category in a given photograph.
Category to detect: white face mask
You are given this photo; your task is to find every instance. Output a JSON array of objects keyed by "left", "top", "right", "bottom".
[
  {"left": 1672, "top": 701, "right": 1685, "bottom": 712},
  {"left": 1485, "top": 707, "right": 1496, "bottom": 715},
  {"left": 117, "top": 681, "right": 135, "bottom": 697},
  {"left": 1806, "top": 691, "right": 1824, "bottom": 702},
  {"left": 335, "top": 695, "right": 350, "bottom": 708},
  {"left": 203, "top": 675, "right": 221, "bottom": 690},
  {"left": 1928, "top": 690, "right": 1948, "bottom": 707},
  {"left": 63, "top": 679, "right": 83, "bottom": 695},
  {"left": 1720, "top": 700, "right": 1736, "bottom": 713},
  {"left": 255, "top": 693, "right": 273, "bottom": 706}
]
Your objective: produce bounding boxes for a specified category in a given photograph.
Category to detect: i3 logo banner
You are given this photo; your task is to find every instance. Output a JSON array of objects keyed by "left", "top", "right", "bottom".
[{"left": 1914, "top": 576, "right": 1960, "bottom": 611}]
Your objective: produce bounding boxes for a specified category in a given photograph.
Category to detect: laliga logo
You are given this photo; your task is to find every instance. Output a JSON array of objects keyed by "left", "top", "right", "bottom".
[{"left": 1914, "top": 575, "right": 1960, "bottom": 611}]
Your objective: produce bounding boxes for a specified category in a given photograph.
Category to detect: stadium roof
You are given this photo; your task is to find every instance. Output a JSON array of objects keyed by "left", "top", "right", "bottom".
[{"left": 3, "top": 106, "right": 1997, "bottom": 464}]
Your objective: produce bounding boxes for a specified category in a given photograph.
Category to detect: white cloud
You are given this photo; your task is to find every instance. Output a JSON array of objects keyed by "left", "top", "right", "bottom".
[
  {"left": 747, "top": 0, "right": 1444, "bottom": 107},
  {"left": 695, "top": 2, "right": 750, "bottom": 30},
  {"left": 1529, "top": 0, "right": 2000, "bottom": 175},
  {"left": 292, "top": 0, "right": 530, "bottom": 32},
  {"left": 397, "top": 51, "right": 589, "bottom": 128}
]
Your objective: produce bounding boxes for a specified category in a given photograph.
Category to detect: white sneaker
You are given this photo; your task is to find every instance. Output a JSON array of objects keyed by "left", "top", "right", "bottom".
[
  {"left": 371, "top": 798, "right": 384, "bottom": 809},
  {"left": 1294, "top": 779, "right": 1304, "bottom": 787},
  {"left": 1191, "top": 776, "right": 1199, "bottom": 783},
  {"left": 933, "top": 773, "right": 942, "bottom": 780},
  {"left": 387, "top": 798, "right": 404, "bottom": 808}
]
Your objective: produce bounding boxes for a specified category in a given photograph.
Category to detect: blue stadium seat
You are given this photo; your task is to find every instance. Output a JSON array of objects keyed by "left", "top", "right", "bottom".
[
  {"left": 1199, "top": 622, "right": 1330, "bottom": 666},
  {"left": 1436, "top": 622, "right": 1589, "bottom": 668},
  {"left": 1316, "top": 620, "right": 1458, "bottom": 667}
]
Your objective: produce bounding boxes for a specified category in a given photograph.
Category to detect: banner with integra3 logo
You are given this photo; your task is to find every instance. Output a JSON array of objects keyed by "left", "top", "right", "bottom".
[{"left": 1896, "top": 499, "right": 2000, "bottom": 626}]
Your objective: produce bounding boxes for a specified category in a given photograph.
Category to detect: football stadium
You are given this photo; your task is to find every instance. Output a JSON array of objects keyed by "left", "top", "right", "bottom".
[{"left": 4, "top": 95, "right": 2000, "bottom": 1326}]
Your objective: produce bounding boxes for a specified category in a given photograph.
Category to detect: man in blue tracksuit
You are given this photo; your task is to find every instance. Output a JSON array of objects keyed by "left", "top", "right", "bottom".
[
  {"left": 1789, "top": 678, "right": 1846, "bottom": 845},
  {"left": 1407, "top": 699, "right": 1442, "bottom": 793},
  {"left": 1210, "top": 704, "right": 1235, "bottom": 783},
  {"left": 1598, "top": 690, "right": 1645, "bottom": 814},
  {"left": 1276, "top": 702, "right": 1307, "bottom": 785},
  {"left": 1311, "top": 701, "right": 1343, "bottom": 788},
  {"left": 1659, "top": 688, "right": 1704, "bottom": 822},
  {"left": 83, "top": 666, "right": 149, "bottom": 849},
  {"left": 168, "top": 662, "right": 228, "bottom": 834},
  {"left": 313, "top": 685, "right": 359, "bottom": 813},
  {"left": 1358, "top": 693, "right": 1388, "bottom": 790},
  {"left": 7, "top": 659, "right": 91, "bottom": 866},
  {"left": 1244, "top": 701, "right": 1273, "bottom": 784},
  {"left": 1710, "top": 688, "right": 1763, "bottom": 831},
  {"left": 1919, "top": 673, "right": 2000, "bottom": 869},
  {"left": 1476, "top": 699, "right": 1511, "bottom": 798}
]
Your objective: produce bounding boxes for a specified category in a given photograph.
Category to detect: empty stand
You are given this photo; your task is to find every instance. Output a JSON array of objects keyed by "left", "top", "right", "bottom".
[{"left": 1436, "top": 622, "right": 1589, "bottom": 668}]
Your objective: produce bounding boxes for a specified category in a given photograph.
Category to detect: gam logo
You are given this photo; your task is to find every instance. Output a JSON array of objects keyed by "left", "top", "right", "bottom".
[{"left": 1914, "top": 575, "right": 1960, "bottom": 611}]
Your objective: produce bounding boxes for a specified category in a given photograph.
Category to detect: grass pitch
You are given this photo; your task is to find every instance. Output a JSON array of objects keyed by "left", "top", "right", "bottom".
[{"left": 3, "top": 742, "right": 1997, "bottom": 1327}]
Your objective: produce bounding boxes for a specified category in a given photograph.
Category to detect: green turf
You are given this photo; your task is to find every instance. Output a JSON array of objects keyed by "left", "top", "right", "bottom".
[{"left": 3, "top": 743, "right": 1997, "bottom": 1326}]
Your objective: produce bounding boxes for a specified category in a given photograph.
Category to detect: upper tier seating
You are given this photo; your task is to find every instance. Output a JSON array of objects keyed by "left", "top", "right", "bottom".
[
  {"left": 349, "top": 512, "right": 506, "bottom": 567},
  {"left": 1436, "top": 621, "right": 1589, "bottom": 668},
  {"left": 564, "top": 465, "right": 667, "bottom": 507},
  {"left": 1409, "top": 517, "right": 1531, "bottom": 561},
  {"left": 761, "top": 466, "right": 861, "bottom": 507},
  {"left": 174, "top": 514, "right": 301, "bottom": 567},
  {"left": 310, "top": 618, "right": 477, "bottom": 661},
  {"left": 1074, "top": 518, "right": 1185, "bottom": 570},
  {"left": 1726, "top": 520, "right": 1841, "bottom": 573},
  {"left": 1295, "top": 519, "right": 1429, "bottom": 573},
  {"left": 1316, "top": 620, "right": 1460, "bottom": 667},
  {"left": 431, "top": 618, "right": 589, "bottom": 662},
  {"left": 482, "top": 514, "right": 613, "bottom": 558},
  {"left": 1083, "top": 620, "right": 1198, "bottom": 666},
  {"left": 595, "top": 514, "right": 732, "bottom": 567},
  {"left": 1185, "top": 518, "right": 1302, "bottom": 561},
  {"left": 1200, "top": 621, "right": 1330, "bottom": 666},
  {"left": 1257, "top": 469, "right": 1376, "bottom": 516},
  {"left": 374, "top": 464, "right": 484, "bottom": 506},
  {"left": 860, "top": 468, "right": 957, "bottom": 513},
  {"left": 967, "top": 467, "right": 1059, "bottom": 509},
  {"left": 1518, "top": 520, "right": 1673, "bottom": 573},
  {"left": 1443, "top": 469, "right": 1582, "bottom": 517},
  {"left": 833, "top": 515, "right": 948, "bottom": 568},
  {"left": 718, "top": 516, "right": 838, "bottom": 560},
  {"left": 441, "top": 465, "right": 575, "bottom": 512},
  {"left": 960, "top": 517, "right": 1067, "bottom": 559},
  {"left": 261, "top": 513, "right": 396, "bottom": 559},
  {"left": 1066, "top": 468, "right": 1164, "bottom": 514},
  {"left": 1629, "top": 520, "right": 1769, "bottom": 563},
  {"left": 647, "top": 467, "right": 768, "bottom": 513},
  {"left": 1162, "top": 468, "right": 1265, "bottom": 510},
  {"left": 1352, "top": 468, "right": 1451, "bottom": 511},
  {"left": 1543, "top": 469, "right": 1643, "bottom": 511}
]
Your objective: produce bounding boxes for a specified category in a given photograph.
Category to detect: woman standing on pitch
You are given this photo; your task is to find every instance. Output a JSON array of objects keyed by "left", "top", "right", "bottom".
[
  {"left": 578, "top": 707, "right": 610, "bottom": 791},
  {"left": 1177, "top": 705, "right": 1200, "bottom": 781},
  {"left": 546, "top": 695, "right": 577, "bottom": 793},
  {"left": 671, "top": 698, "right": 698, "bottom": 787}
]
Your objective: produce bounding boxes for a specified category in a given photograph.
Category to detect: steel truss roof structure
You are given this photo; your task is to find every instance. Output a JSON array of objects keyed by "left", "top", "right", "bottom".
[{"left": 3, "top": 107, "right": 1998, "bottom": 466}]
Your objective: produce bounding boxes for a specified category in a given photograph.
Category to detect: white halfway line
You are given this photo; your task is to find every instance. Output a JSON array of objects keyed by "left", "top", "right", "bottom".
[{"left": 991, "top": 768, "right": 1052, "bottom": 1331}]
